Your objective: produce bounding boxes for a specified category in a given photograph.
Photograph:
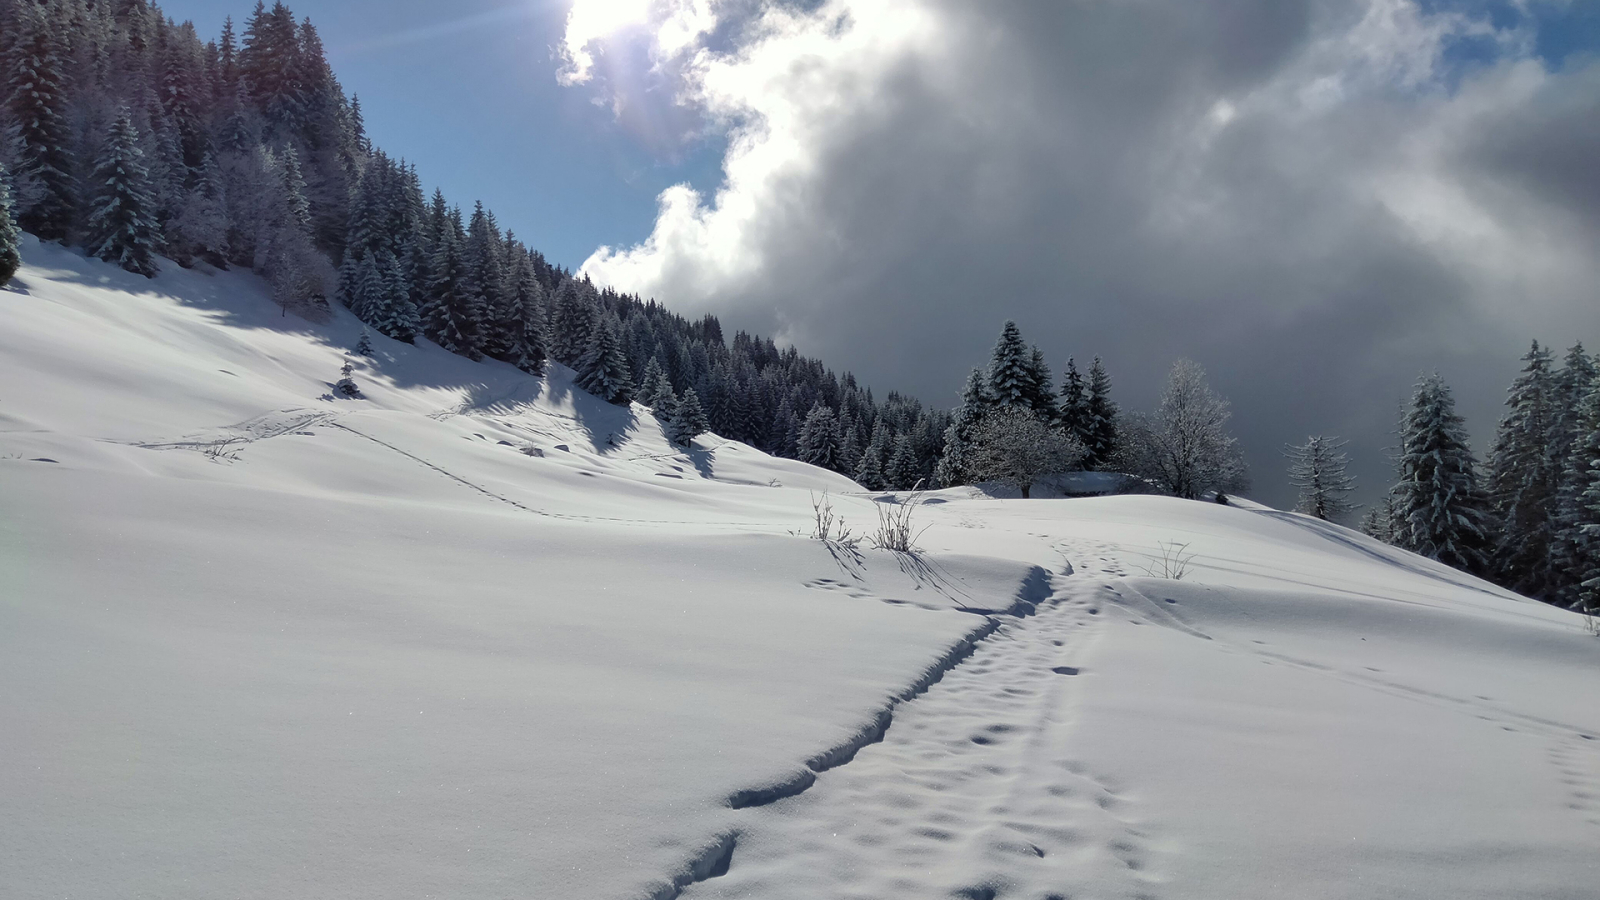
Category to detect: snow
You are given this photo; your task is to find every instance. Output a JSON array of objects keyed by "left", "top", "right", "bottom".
[{"left": 2, "top": 235, "right": 1597, "bottom": 899}]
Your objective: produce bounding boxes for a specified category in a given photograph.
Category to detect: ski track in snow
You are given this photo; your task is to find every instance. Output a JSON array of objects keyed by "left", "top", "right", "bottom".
[{"left": 683, "top": 574, "right": 1172, "bottom": 900}]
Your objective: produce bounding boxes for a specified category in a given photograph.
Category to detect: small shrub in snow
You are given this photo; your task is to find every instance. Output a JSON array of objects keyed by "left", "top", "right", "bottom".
[
  {"left": 1139, "top": 541, "right": 1197, "bottom": 580},
  {"left": 871, "top": 485, "right": 930, "bottom": 553},
  {"left": 806, "top": 492, "right": 859, "bottom": 547}
]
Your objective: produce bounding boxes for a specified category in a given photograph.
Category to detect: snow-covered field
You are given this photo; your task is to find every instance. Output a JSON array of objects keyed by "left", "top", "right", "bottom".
[{"left": 2, "top": 237, "right": 1596, "bottom": 900}]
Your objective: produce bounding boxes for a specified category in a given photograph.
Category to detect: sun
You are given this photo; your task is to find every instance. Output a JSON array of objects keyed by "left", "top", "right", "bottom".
[{"left": 561, "top": 0, "right": 654, "bottom": 83}]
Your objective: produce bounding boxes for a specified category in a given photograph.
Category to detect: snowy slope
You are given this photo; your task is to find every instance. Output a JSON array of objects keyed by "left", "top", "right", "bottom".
[{"left": 2, "top": 237, "right": 1597, "bottom": 900}]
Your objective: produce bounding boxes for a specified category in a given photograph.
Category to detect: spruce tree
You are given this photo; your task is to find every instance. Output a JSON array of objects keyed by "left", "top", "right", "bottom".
[
  {"left": 0, "top": 162, "right": 19, "bottom": 287},
  {"left": 428, "top": 208, "right": 481, "bottom": 358},
  {"left": 576, "top": 316, "right": 633, "bottom": 405},
  {"left": 5, "top": 3, "right": 76, "bottom": 241},
  {"left": 511, "top": 251, "right": 547, "bottom": 374},
  {"left": 84, "top": 112, "right": 161, "bottom": 278},
  {"left": 797, "top": 403, "right": 840, "bottom": 470},
  {"left": 637, "top": 357, "right": 667, "bottom": 408},
  {"left": 1486, "top": 342, "right": 1558, "bottom": 597},
  {"left": 354, "top": 326, "right": 373, "bottom": 357},
  {"left": 670, "top": 387, "right": 708, "bottom": 446},
  {"left": 1025, "top": 346, "right": 1058, "bottom": 421},
  {"left": 1559, "top": 378, "right": 1600, "bottom": 609},
  {"left": 1286, "top": 435, "right": 1357, "bottom": 521},
  {"left": 886, "top": 433, "right": 919, "bottom": 491},
  {"left": 1084, "top": 357, "right": 1118, "bottom": 469},
  {"left": 649, "top": 372, "right": 677, "bottom": 423},
  {"left": 1394, "top": 373, "right": 1490, "bottom": 573},
  {"left": 1550, "top": 344, "right": 1597, "bottom": 604},
  {"left": 855, "top": 431, "right": 887, "bottom": 490},
  {"left": 1059, "top": 357, "right": 1089, "bottom": 444},
  {"left": 988, "top": 321, "right": 1033, "bottom": 410}
]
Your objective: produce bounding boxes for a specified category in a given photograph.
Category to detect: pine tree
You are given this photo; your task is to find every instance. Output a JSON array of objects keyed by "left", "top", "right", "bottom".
[
  {"left": 428, "top": 208, "right": 480, "bottom": 358},
  {"left": 354, "top": 325, "right": 373, "bottom": 356},
  {"left": 1550, "top": 344, "right": 1597, "bottom": 605},
  {"left": 798, "top": 403, "right": 840, "bottom": 470},
  {"left": 1058, "top": 357, "right": 1089, "bottom": 445},
  {"left": 1361, "top": 492, "right": 1399, "bottom": 543},
  {"left": 84, "top": 112, "right": 161, "bottom": 278},
  {"left": 576, "top": 316, "right": 633, "bottom": 405},
  {"left": 1485, "top": 342, "right": 1559, "bottom": 597},
  {"left": 335, "top": 356, "right": 361, "bottom": 398},
  {"left": 0, "top": 161, "right": 19, "bottom": 287},
  {"left": 551, "top": 279, "right": 594, "bottom": 365},
  {"left": 935, "top": 368, "right": 991, "bottom": 488},
  {"left": 510, "top": 250, "right": 547, "bottom": 373},
  {"left": 1394, "top": 373, "right": 1490, "bottom": 573},
  {"left": 1286, "top": 435, "right": 1357, "bottom": 521},
  {"left": 1025, "top": 346, "right": 1058, "bottom": 421},
  {"left": 5, "top": 3, "right": 76, "bottom": 241},
  {"left": 670, "top": 387, "right": 708, "bottom": 446},
  {"left": 649, "top": 371, "right": 677, "bottom": 423},
  {"left": 1084, "top": 357, "right": 1118, "bottom": 470},
  {"left": 637, "top": 357, "right": 667, "bottom": 408},
  {"left": 855, "top": 428, "right": 887, "bottom": 490},
  {"left": 886, "top": 433, "right": 919, "bottom": 491},
  {"left": 988, "top": 321, "right": 1033, "bottom": 410}
]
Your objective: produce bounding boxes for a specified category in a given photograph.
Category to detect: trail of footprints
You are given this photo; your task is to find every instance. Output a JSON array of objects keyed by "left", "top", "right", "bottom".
[{"left": 686, "top": 578, "right": 1167, "bottom": 900}]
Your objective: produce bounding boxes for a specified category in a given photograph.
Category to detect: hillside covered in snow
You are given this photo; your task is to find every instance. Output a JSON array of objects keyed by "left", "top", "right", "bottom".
[{"left": 3, "top": 240, "right": 1598, "bottom": 900}]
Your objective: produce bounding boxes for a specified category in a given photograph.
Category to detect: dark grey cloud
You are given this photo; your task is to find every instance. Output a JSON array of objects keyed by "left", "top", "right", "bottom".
[{"left": 571, "top": 0, "right": 1600, "bottom": 508}]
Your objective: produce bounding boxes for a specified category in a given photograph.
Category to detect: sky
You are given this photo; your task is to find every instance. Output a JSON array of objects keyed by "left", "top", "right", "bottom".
[{"left": 157, "top": 0, "right": 1600, "bottom": 508}]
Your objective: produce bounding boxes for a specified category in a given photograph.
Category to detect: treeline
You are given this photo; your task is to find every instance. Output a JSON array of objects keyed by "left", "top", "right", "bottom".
[
  {"left": 1365, "top": 343, "right": 1600, "bottom": 614},
  {"left": 0, "top": 0, "right": 950, "bottom": 477}
]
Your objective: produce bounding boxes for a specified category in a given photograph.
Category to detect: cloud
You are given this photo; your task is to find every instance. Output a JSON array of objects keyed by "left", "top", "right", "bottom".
[{"left": 562, "top": 0, "right": 1600, "bottom": 506}]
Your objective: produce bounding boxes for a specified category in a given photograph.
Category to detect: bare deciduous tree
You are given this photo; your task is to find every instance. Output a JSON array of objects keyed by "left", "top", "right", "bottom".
[
  {"left": 967, "top": 406, "right": 1085, "bottom": 499},
  {"left": 1121, "top": 359, "right": 1247, "bottom": 500}
]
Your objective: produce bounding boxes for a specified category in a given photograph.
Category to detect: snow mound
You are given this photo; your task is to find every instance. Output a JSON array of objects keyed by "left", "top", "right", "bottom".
[{"left": 3, "top": 239, "right": 1596, "bottom": 900}]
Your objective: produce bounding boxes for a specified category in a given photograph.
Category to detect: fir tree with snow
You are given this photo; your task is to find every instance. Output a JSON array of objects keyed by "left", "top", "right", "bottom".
[
  {"left": 638, "top": 357, "right": 667, "bottom": 408},
  {"left": 84, "top": 112, "right": 161, "bottom": 278},
  {"left": 1485, "top": 342, "right": 1559, "bottom": 598},
  {"left": 0, "top": 162, "right": 19, "bottom": 287},
  {"left": 649, "top": 372, "right": 678, "bottom": 423},
  {"left": 1393, "top": 373, "right": 1490, "bottom": 574},
  {"left": 335, "top": 358, "right": 362, "bottom": 398},
  {"left": 428, "top": 208, "right": 481, "bottom": 359},
  {"left": 988, "top": 321, "right": 1035, "bottom": 411},
  {"left": 798, "top": 403, "right": 841, "bottom": 470},
  {"left": 1083, "top": 357, "right": 1119, "bottom": 470},
  {"left": 5, "top": 2, "right": 76, "bottom": 241},
  {"left": 354, "top": 326, "right": 373, "bottom": 357},
  {"left": 885, "top": 433, "right": 920, "bottom": 491},
  {"left": 577, "top": 316, "right": 633, "bottom": 406},
  {"left": 1286, "top": 435, "right": 1357, "bottom": 522},
  {"left": 1058, "top": 357, "right": 1089, "bottom": 445},
  {"left": 669, "top": 387, "right": 709, "bottom": 446}
]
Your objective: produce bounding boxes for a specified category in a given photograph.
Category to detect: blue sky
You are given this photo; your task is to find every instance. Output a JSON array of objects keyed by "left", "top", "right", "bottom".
[{"left": 159, "top": 0, "right": 723, "bottom": 271}]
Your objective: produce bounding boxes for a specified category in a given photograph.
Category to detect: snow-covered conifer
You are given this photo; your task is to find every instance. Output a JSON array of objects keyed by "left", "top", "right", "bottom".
[
  {"left": 354, "top": 326, "right": 373, "bottom": 357},
  {"left": 670, "top": 387, "right": 708, "bottom": 446},
  {"left": 885, "top": 433, "right": 920, "bottom": 491},
  {"left": 5, "top": 3, "right": 76, "bottom": 241},
  {"left": 1286, "top": 435, "right": 1357, "bottom": 521},
  {"left": 172, "top": 153, "right": 230, "bottom": 267},
  {"left": 1393, "top": 373, "right": 1490, "bottom": 573},
  {"left": 577, "top": 316, "right": 634, "bottom": 405},
  {"left": 637, "top": 357, "right": 667, "bottom": 407},
  {"left": 1058, "top": 357, "right": 1089, "bottom": 444},
  {"left": 988, "top": 321, "right": 1033, "bottom": 410},
  {"left": 798, "top": 403, "right": 841, "bottom": 470},
  {"left": 0, "top": 162, "right": 19, "bottom": 287},
  {"left": 428, "top": 208, "right": 481, "bottom": 358},
  {"left": 1485, "top": 342, "right": 1558, "bottom": 597},
  {"left": 1083, "top": 357, "right": 1118, "bottom": 469},
  {"left": 84, "top": 112, "right": 161, "bottom": 278},
  {"left": 335, "top": 358, "right": 361, "bottom": 398}
]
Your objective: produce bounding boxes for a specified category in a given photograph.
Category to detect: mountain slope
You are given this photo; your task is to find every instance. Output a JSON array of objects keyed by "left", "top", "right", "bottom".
[{"left": 2, "top": 239, "right": 1596, "bottom": 900}]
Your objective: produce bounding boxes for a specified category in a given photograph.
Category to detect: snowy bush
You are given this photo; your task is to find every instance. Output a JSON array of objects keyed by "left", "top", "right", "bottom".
[{"left": 1119, "top": 359, "right": 1248, "bottom": 500}]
